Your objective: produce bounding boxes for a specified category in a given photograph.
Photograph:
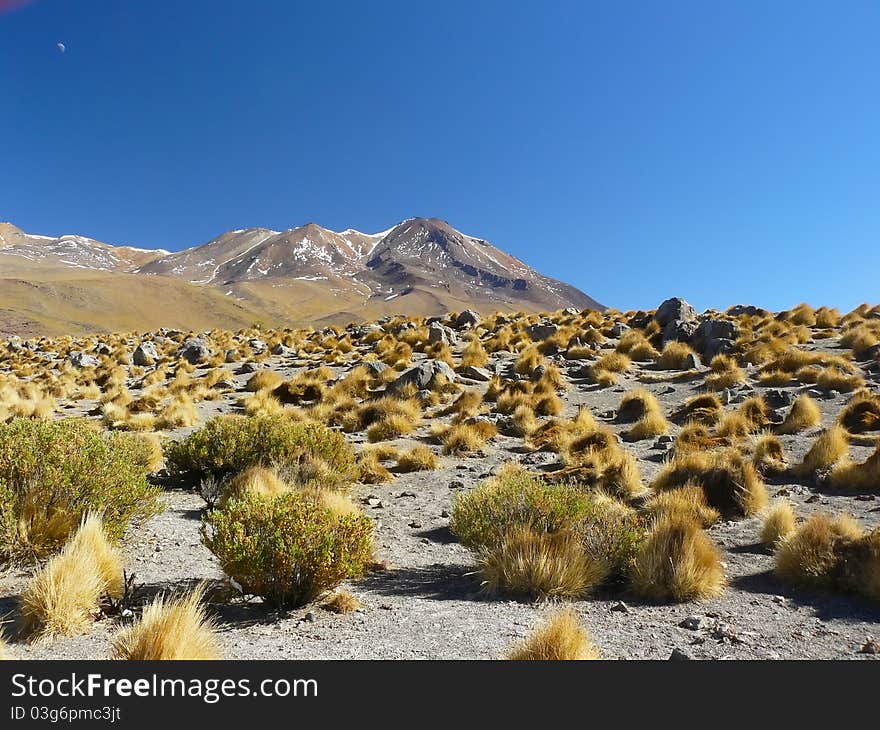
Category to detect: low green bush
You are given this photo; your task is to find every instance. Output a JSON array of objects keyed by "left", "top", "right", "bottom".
[
  {"left": 165, "top": 415, "right": 355, "bottom": 487},
  {"left": 202, "top": 491, "right": 374, "bottom": 608},
  {"left": 450, "top": 468, "right": 646, "bottom": 586},
  {"left": 0, "top": 418, "right": 163, "bottom": 563}
]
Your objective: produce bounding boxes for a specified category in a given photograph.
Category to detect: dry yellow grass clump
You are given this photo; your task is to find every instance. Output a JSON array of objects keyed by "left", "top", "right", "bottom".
[
  {"left": 795, "top": 425, "right": 849, "bottom": 478},
  {"left": 631, "top": 515, "right": 724, "bottom": 602},
  {"left": 507, "top": 608, "right": 600, "bottom": 661},
  {"left": 396, "top": 445, "right": 439, "bottom": 472},
  {"left": 774, "top": 513, "right": 880, "bottom": 600},
  {"left": 752, "top": 433, "right": 787, "bottom": 475},
  {"left": 112, "top": 585, "right": 220, "bottom": 660},
  {"left": 20, "top": 514, "right": 123, "bottom": 640},
  {"left": 673, "top": 393, "right": 723, "bottom": 426},
  {"left": 438, "top": 421, "right": 497, "bottom": 456},
  {"left": 777, "top": 394, "right": 821, "bottom": 434},
  {"left": 761, "top": 500, "right": 797, "bottom": 547},
  {"left": 656, "top": 341, "right": 699, "bottom": 370},
  {"left": 221, "top": 466, "right": 291, "bottom": 505},
  {"left": 704, "top": 355, "right": 746, "bottom": 391},
  {"left": 839, "top": 390, "right": 880, "bottom": 434},
  {"left": 479, "top": 526, "right": 608, "bottom": 599},
  {"left": 322, "top": 589, "right": 362, "bottom": 614},
  {"left": 644, "top": 483, "right": 720, "bottom": 527},
  {"left": 830, "top": 444, "right": 880, "bottom": 492},
  {"left": 651, "top": 448, "right": 768, "bottom": 517}
]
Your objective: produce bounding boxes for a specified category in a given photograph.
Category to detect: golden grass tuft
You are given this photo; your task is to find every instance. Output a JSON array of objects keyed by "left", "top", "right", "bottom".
[
  {"left": 829, "top": 444, "right": 880, "bottom": 492},
  {"left": 245, "top": 369, "right": 284, "bottom": 393},
  {"left": 644, "top": 483, "right": 720, "bottom": 527},
  {"left": 480, "top": 526, "right": 608, "bottom": 599},
  {"left": 761, "top": 499, "right": 797, "bottom": 548},
  {"left": 396, "top": 445, "right": 439, "bottom": 472},
  {"left": 839, "top": 390, "right": 880, "bottom": 434},
  {"left": 625, "top": 410, "right": 669, "bottom": 441},
  {"left": 111, "top": 585, "right": 220, "bottom": 660},
  {"left": 774, "top": 512, "right": 866, "bottom": 591},
  {"left": 673, "top": 393, "right": 723, "bottom": 426},
  {"left": 704, "top": 355, "right": 746, "bottom": 390},
  {"left": 20, "top": 514, "right": 123, "bottom": 640},
  {"left": 442, "top": 422, "right": 496, "bottom": 455},
  {"left": 777, "top": 393, "right": 821, "bottom": 434},
  {"left": 651, "top": 448, "right": 768, "bottom": 517},
  {"left": 752, "top": 433, "right": 787, "bottom": 475},
  {"left": 366, "top": 413, "right": 416, "bottom": 442},
  {"left": 322, "top": 589, "right": 363, "bottom": 614},
  {"left": 656, "top": 341, "right": 699, "bottom": 370},
  {"left": 631, "top": 515, "right": 725, "bottom": 602},
  {"left": 795, "top": 425, "right": 849, "bottom": 478},
  {"left": 221, "top": 466, "right": 291, "bottom": 505},
  {"left": 507, "top": 608, "right": 600, "bottom": 661}
]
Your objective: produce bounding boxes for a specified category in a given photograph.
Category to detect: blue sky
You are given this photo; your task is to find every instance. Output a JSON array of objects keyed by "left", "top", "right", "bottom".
[{"left": 2, "top": 1, "right": 878, "bottom": 312}]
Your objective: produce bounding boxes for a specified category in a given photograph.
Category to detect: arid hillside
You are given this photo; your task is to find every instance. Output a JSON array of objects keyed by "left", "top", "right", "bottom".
[{"left": 0, "top": 218, "right": 602, "bottom": 336}]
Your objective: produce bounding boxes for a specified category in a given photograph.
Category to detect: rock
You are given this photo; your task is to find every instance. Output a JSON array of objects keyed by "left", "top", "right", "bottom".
[
  {"left": 680, "top": 615, "right": 709, "bottom": 631},
  {"left": 669, "top": 648, "right": 692, "bottom": 661},
  {"left": 455, "top": 309, "right": 481, "bottom": 329},
  {"left": 224, "top": 349, "right": 239, "bottom": 363},
  {"left": 176, "top": 337, "right": 211, "bottom": 364},
  {"left": 239, "top": 362, "right": 261, "bottom": 374},
  {"left": 433, "top": 359, "right": 457, "bottom": 383},
  {"left": 248, "top": 338, "right": 267, "bottom": 353},
  {"left": 271, "top": 343, "right": 294, "bottom": 356},
  {"left": 727, "top": 304, "right": 769, "bottom": 317},
  {"left": 563, "top": 307, "right": 580, "bottom": 316},
  {"left": 610, "top": 322, "right": 630, "bottom": 338},
  {"left": 662, "top": 316, "right": 700, "bottom": 345},
  {"left": 389, "top": 360, "right": 456, "bottom": 393},
  {"left": 428, "top": 322, "right": 456, "bottom": 345},
  {"left": 764, "top": 389, "right": 794, "bottom": 408},
  {"left": 94, "top": 342, "right": 112, "bottom": 356},
  {"left": 303, "top": 611, "right": 316, "bottom": 623},
  {"left": 132, "top": 341, "right": 159, "bottom": 366},
  {"left": 456, "top": 365, "right": 493, "bottom": 382},
  {"left": 363, "top": 361, "right": 388, "bottom": 377},
  {"left": 67, "top": 350, "right": 99, "bottom": 368},
  {"left": 859, "top": 639, "right": 880, "bottom": 654},
  {"left": 684, "top": 352, "right": 702, "bottom": 369},
  {"left": 689, "top": 318, "right": 740, "bottom": 356},
  {"left": 655, "top": 297, "right": 697, "bottom": 327},
  {"left": 627, "top": 311, "right": 654, "bottom": 329},
  {"left": 527, "top": 322, "right": 559, "bottom": 341},
  {"left": 610, "top": 601, "right": 630, "bottom": 613}
]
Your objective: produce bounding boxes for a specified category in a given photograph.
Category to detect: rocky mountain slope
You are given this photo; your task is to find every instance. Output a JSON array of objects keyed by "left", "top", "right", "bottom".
[{"left": 0, "top": 217, "right": 602, "bottom": 336}]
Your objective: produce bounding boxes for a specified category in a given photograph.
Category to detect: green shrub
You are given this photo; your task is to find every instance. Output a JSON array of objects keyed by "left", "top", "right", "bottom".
[
  {"left": 450, "top": 469, "right": 594, "bottom": 551},
  {"left": 451, "top": 468, "right": 646, "bottom": 580},
  {"left": 0, "top": 418, "right": 163, "bottom": 563},
  {"left": 165, "top": 415, "right": 355, "bottom": 487},
  {"left": 202, "top": 491, "right": 374, "bottom": 608}
]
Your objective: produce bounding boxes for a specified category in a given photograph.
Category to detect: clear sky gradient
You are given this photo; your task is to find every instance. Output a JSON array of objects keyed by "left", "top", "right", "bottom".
[{"left": 2, "top": 1, "right": 878, "bottom": 312}]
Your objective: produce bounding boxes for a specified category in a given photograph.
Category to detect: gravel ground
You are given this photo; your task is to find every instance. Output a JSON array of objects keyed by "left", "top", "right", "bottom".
[{"left": 2, "top": 335, "right": 879, "bottom": 660}]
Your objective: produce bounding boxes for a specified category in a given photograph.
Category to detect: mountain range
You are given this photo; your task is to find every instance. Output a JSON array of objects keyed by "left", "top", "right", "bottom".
[{"left": 0, "top": 217, "right": 602, "bottom": 336}]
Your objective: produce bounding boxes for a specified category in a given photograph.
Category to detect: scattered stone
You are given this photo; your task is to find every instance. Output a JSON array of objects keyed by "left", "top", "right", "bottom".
[
  {"left": 132, "top": 341, "right": 159, "bottom": 366},
  {"left": 527, "top": 322, "right": 559, "bottom": 341},
  {"left": 68, "top": 351, "right": 99, "bottom": 368},
  {"left": 610, "top": 601, "right": 630, "bottom": 613},
  {"left": 668, "top": 648, "right": 691, "bottom": 661},
  {"left": 457, "top": 365, "right": 493, "bottom": 382},
  {"left": 176, "top": 337, "right": 211, "bottom": 364},
  {"left": 455, "top": 310, "right": 481, "bottom": 329},
  {"left": 680, "top": 615, "right": 709, "bottom": 631},
  {"left": 859, "top": 639, "right": 880, "bottom": 654}
]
